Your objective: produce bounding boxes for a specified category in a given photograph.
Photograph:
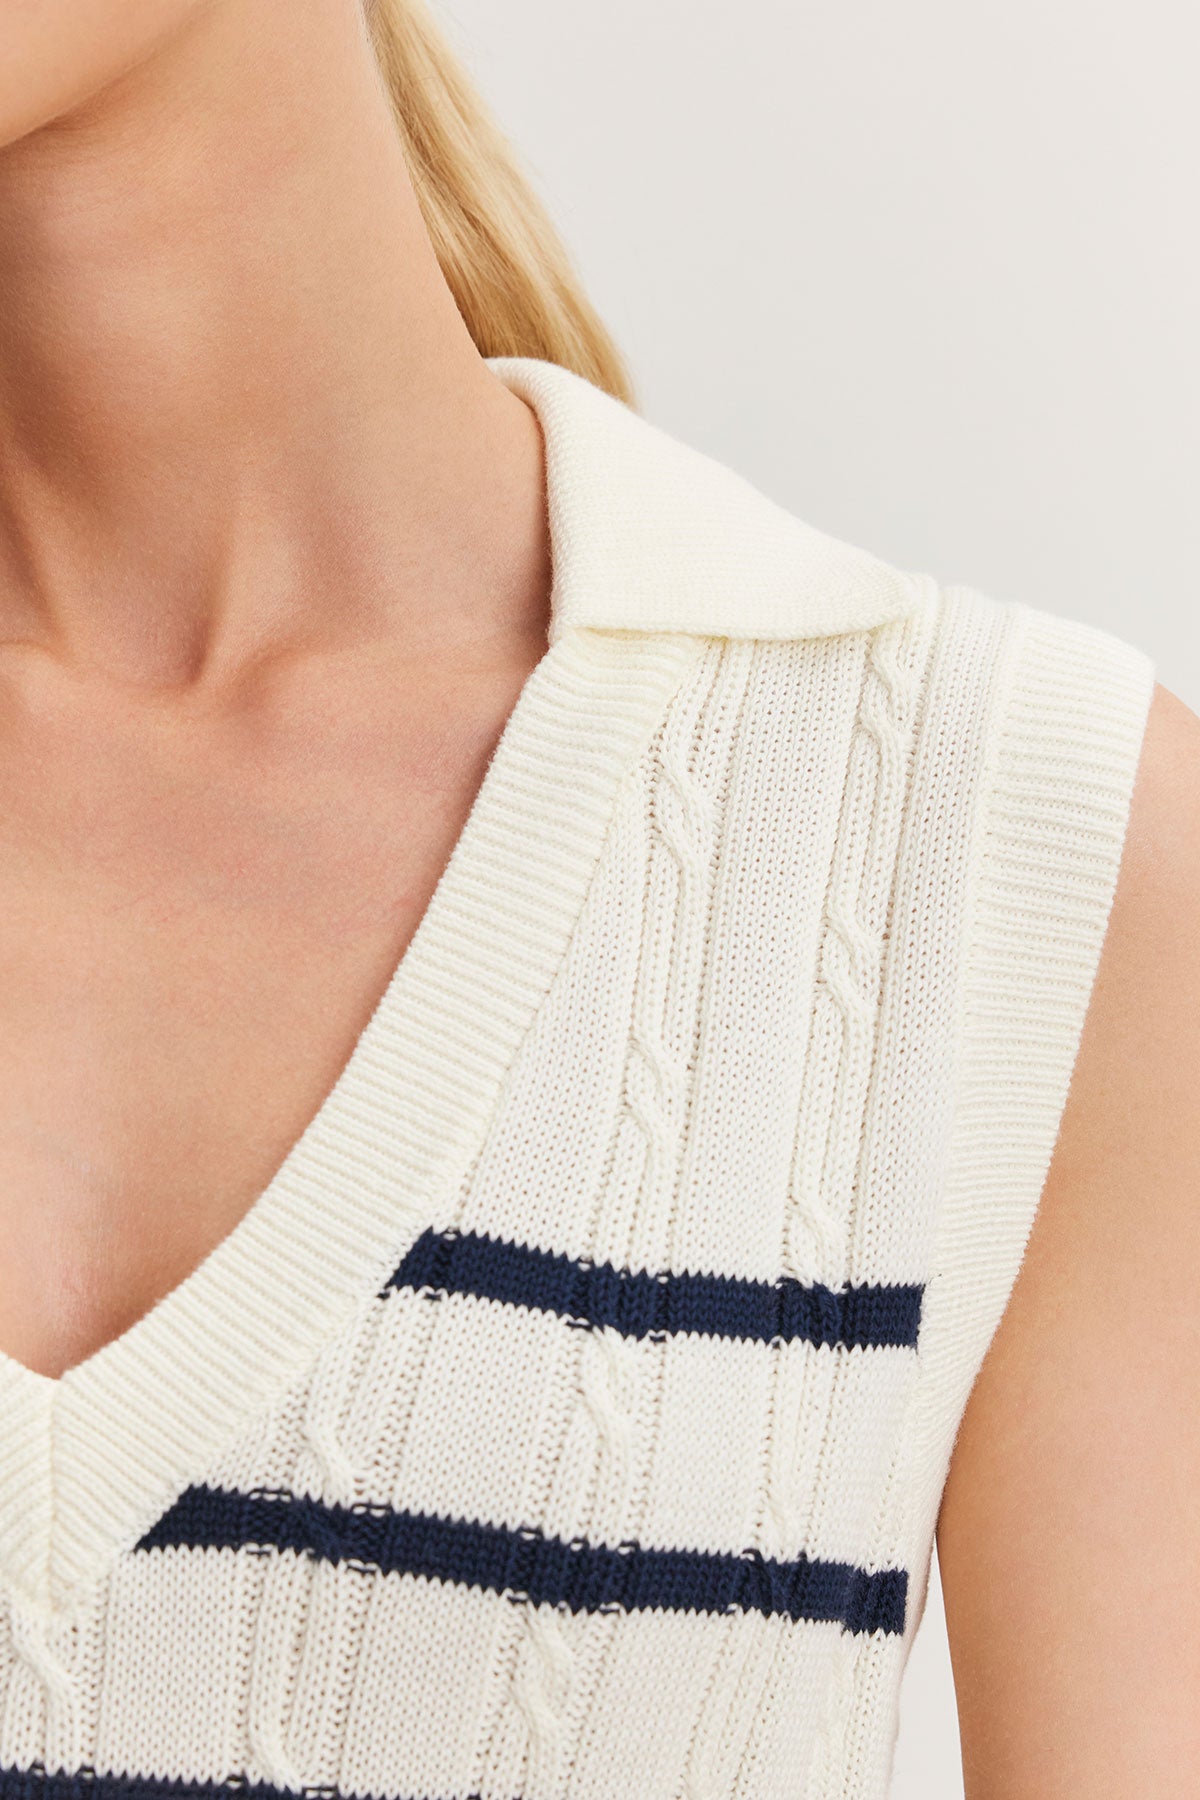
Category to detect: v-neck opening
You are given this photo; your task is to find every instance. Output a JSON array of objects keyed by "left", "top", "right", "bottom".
[
  {"left": 0, "top": 626, "right": 572, "bottom": 1407},
  {"left": 0, "top": 360, "right": 709, "bottom": 1616},
  {"left": 0, "top": 625, "right": 567, "bottom": 1406}
]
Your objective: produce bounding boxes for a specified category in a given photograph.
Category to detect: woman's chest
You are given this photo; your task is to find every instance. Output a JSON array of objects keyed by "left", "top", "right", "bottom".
[
  {"left": 0, "top": 862, "right": 437, "bottom": 1381},
  {"left": 0, "top": 687, "right": 523, "bottom": 1382}
]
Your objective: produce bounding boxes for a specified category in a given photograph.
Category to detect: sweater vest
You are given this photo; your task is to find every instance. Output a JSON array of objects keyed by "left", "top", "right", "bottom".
[{"left": 0, "top": 356, "right": 1156, "bottom": 1799}]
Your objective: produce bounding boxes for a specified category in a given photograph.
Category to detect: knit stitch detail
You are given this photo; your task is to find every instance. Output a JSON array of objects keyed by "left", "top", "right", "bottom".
[{"left": 0, "top": 587, "right": 1155, "bottom": 1800}]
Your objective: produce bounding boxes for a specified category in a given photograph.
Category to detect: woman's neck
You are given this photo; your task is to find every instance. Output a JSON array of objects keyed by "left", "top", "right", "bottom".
[{"left": 0, "top": 0, "right": 546, "bottom": 694}]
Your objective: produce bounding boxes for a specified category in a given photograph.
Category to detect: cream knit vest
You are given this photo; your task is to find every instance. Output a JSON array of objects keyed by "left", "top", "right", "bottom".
[{"left": 0, "top": 357, "right": 1155, "bottom": 1799}]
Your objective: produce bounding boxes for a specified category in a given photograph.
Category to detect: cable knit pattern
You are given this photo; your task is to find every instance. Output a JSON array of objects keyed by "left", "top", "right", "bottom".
[{"left": 0, "top": 357, "right": 1156, "bottom": 1798}]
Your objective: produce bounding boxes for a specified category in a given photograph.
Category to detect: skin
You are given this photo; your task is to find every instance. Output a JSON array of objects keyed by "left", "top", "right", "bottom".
[
  {"left": 0, "top": 0, "right": 552, "bottom": 1378},
  {"left": 936, "top": 679, "right": 1200, "bottom": 1795},
  {"left": 3, "top": 9, "right": 1199, "bottom": 1787}
]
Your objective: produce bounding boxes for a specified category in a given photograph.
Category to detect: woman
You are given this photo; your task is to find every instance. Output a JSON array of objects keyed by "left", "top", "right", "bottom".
[{"left": 0, "top": 3, "right": 1193, "bottom": 1797}]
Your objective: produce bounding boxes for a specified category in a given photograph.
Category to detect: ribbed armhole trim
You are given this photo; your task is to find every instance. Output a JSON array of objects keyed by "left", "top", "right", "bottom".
[{"left": 900, "top": 592, "right": 1157, "bottom": 1597}]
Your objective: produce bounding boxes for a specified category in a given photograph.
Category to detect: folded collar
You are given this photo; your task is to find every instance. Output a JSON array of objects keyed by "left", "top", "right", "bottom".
[{"left": 486, "top": 355, "right": 922, "bottom": 646}]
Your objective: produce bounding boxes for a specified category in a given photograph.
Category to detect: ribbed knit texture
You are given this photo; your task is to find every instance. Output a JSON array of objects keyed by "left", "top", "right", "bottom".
[{"left": 0, "top": 359, "right": 1156, "bottom": 1798}]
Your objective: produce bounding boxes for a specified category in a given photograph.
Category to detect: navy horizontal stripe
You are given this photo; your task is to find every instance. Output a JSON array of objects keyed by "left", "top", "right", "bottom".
[
  {"left": 136, "top": 1483, "right": 907, "bottom": 1637},
  {"left": 381, "top": 1226, "right": 923, "bottom": 1349},
  {"left": 0, "top": 1768, "right": 451, "bottom": 1800}
]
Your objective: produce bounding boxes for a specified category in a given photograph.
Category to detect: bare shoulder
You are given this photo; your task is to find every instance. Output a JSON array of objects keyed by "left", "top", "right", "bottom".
[{"left": 935, "top": 679, "right": 1200, "bottom": 1799}]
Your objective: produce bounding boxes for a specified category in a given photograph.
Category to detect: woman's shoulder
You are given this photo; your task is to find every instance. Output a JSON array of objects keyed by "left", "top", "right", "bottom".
[{"left": 934, "top": 673, "right": 1200, "bottom": 1793}]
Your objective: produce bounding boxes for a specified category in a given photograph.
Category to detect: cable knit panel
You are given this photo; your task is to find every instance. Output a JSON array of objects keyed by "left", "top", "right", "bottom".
[{"left": 0, "top": 356, "right": 1158, "bottom": 1800}]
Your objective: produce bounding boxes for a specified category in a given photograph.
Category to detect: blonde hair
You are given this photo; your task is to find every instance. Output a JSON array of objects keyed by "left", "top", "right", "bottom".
[{"left": 363, "top": 0, "right": 637, "bottom": 409}]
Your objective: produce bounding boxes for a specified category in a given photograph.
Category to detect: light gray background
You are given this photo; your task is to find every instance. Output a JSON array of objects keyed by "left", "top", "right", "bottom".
[{"left": 438, "top": 1, "right": 1199, "bottom": 1791}]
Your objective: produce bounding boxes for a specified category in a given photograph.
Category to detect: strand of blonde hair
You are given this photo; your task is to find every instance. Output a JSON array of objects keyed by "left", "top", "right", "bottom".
[{"left": 363, "top": 0, "right": 637, "bottom": 407}]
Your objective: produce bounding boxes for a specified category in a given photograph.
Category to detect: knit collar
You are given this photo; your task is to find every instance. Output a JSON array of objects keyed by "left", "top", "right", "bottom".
[{"left": 485, "top": 355, "right": 921, "bottom": 645}]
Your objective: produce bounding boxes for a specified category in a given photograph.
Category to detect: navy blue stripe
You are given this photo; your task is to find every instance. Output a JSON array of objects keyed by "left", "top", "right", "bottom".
[
  {"left": 136, "top": 1484, "right": 907, "bottom": 1637},
  {"left": 382, "top": 1226, "right": 923, "bottom": 1349},
  {"left": 0, "top": 1769, "right": 466, "bottom": 1800}
]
